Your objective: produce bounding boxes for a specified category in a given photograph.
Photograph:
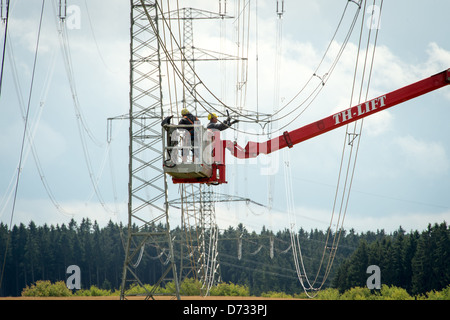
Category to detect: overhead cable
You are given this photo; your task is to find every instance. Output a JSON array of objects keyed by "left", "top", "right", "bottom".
[
  {"left": 0, "top": 0, "right": 10, "bottom": 97},
  {"left": 0, "top": 0, "right": 46, "bottom": 292}
]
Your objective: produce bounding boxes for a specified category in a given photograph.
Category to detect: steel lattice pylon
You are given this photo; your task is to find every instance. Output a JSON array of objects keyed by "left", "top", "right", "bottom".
[
  {"left": 176, "top": 7, "right": 225, "bottom": 294},
  {"left": 198, "top": 188, "right": 220, "bottom": 294},
  {"left": 120, "top": 0, "right": 179, "bottom": 300},
  {"left": 181, "top": 8, "right": 210, "bottom": 291},
  {"left": 177, "top": 7, "right": 204, "bottom": 285},
  {"left": 159, "top": 6, "right": 229, "bottom": 293},
  {"left": 120, "top": 1, "right": 240, "bottom": 299}
]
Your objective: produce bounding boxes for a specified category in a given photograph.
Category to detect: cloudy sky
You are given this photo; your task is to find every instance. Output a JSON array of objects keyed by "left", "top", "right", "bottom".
[{"left": 1, "top": 0, "right": 449, "bottom": 235}]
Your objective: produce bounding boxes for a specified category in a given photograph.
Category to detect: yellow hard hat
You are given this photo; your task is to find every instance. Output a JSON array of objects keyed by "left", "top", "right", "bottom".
[
  {"left": 181, "top": 108, "right": 189, "bottom": 116},
  {"left": 208, "top": 113, "right": 218, "bottom": 120}
]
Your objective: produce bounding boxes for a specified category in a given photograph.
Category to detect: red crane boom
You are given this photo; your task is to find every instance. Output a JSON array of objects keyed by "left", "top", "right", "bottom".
[
  {"left": 226, "top": 69, "right": 450, "bottom": 159},
  {"left": 164, "top": 69, "right": 450, "bottom": 184}
]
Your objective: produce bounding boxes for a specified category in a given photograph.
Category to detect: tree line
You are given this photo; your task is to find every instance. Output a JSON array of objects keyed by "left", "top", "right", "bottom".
[
  {"left": 0, "top": 218, "right": 448, "bottom": 297},
  {"left": 333, "top": 222, "right": 450, "bottom": 295},
  {"left": 0, "top": 219, "right": 125, "bottom": 296}
]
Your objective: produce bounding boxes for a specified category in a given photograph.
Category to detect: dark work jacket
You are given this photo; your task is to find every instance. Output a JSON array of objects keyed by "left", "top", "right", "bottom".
[
  {"left": 207, "top": 120, "right": 230, "bottom": 131},
  {"left": 179, "top": 113, "right": 199, "bottom": 141}
]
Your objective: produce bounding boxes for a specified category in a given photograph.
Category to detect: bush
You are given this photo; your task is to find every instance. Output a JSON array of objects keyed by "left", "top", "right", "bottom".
[
  {"left": 340, "top": 286, "right": 374, "bottom": 300},
  {"left": 421, "top": 285, "right": 450, "bottom": 300},
  {"left": 316, "top": 288, "right": 341, "bottom": 300},
  {"left": 209, "top": 282, "right": 250, "bottom": 296},
  {"left": 156, "top": 278, "right": 202, "bottom": 296},
  {"left": 179, "top": 278, "right": 202, "bottom": 296},
  {"left": 124, "top": 280, "right": 250, "bottom": 297},
  {"left": 124, "top": 283, "right": 154, "bottom": 296},
  {"left": 75, "top": 285, "right": 114, "bottom": 296},
  {"left": 261, "top": 291, "right": 293, "bottom": 299},
  {"left": 21, "top": 279, "right": 449, "bottom": 299},
  {"left": 379, "top": 285, "right": 413, "bottom": 300},
  {"left": 124, "top": 279, "right": 202, "bottom": 296},
  {"left": 22, "top": 280, "right": 72, "bottom": 297}
]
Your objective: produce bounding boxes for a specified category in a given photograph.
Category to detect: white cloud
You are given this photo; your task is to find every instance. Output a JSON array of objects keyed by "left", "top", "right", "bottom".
[
  {"left": 343, "top": 210, "right": 450, "bottom": 234},
  {"left": 417, "top": 42, "right": 450, "bottom": 78},
  {"left": 363, "top": 110, "right": 393, "bottom": 137},
  {"left": 372, "top": 42, "right": 450, "bottom": 94},
  {"left": 215, "top": 202, "right": 450, "bottom": 234},
  {"left": 31, "top": 121, "right": 68, "bottom": 163},
  {"left": 394, "top": 135, "right": 449, "bottom": 176},
  {"left": 2, "top": 199, "right": 127, "bottom": 228}
]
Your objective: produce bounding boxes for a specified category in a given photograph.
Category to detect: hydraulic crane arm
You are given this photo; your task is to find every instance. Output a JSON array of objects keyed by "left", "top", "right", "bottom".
[
  {"left": 164, "top": 69, "right": 449, "bottom": 185},
  {"left": 225, "top": 69, "right": 450, "bottom": 159}
]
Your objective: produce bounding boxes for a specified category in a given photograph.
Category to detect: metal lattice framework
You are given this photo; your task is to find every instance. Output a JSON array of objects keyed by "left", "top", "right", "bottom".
[
  {"left": 177, "top": 7, "right": 221, "bottom": 292},
  {"left": 120, "top": 1, "right": 244, "bottom": 299},
  {"left": 161, "top": 6, "right": 232, "bottom": 293},
  {"left": 120, "top": 0, "right": 179, "bottom": 300}
]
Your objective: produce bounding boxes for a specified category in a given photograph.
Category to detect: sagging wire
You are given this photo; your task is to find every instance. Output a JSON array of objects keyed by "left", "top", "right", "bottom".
[
  {"left": 0, "top": 0, "right": 46, "bottom": 293},
  {"left": 320, "top": 0, "right": 384, "bottom": 286},
  {"left": 54, "top": 1, "right": 116, "bottom": 216},
  {"left": 144, "top": 0, "right": 363, "bottom": 139},
  {"left": 0, "top": 0, "right": 10, "bottom": 97},
  {"left": 283, "top": 0, "right": 383, "bottom": 297}
]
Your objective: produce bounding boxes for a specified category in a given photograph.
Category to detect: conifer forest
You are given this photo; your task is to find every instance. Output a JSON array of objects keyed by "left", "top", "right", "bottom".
[{"left": 0, "top": 218, "right": 448, "bottom": 297}]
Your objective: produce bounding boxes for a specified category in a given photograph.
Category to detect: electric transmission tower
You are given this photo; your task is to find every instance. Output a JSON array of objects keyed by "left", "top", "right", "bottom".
[
  {"left": 163, "top": 6, "right": 232, "bottom": 295},
  {"left": 118, "top": 0, "right": 253, "bottom": 299},
  {"left": 120, "top": 0, "right": 179, "bottom": 300}
]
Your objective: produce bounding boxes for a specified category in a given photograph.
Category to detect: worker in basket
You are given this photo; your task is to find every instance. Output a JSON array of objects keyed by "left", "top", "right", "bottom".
[
  {"left": 207, "top": 111, "right": 238, "bottom": 131},
  {"left": 178, "top": 108, "right": 200, "bottom": 162}
]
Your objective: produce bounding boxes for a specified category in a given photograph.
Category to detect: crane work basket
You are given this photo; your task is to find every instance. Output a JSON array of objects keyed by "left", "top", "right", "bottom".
[{"left": 162, "top": 123, "right": 226, "bottom": 185}]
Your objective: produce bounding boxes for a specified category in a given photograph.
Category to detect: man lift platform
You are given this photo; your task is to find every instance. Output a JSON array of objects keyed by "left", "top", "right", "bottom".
[{"left": 162, "top": 69, "right": 450, "bottom": 186}]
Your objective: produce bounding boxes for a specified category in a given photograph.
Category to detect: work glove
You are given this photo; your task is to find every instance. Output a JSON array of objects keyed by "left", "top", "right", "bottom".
[{"left": 161, "top": 115, "right": 173, "bottom": 126}]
